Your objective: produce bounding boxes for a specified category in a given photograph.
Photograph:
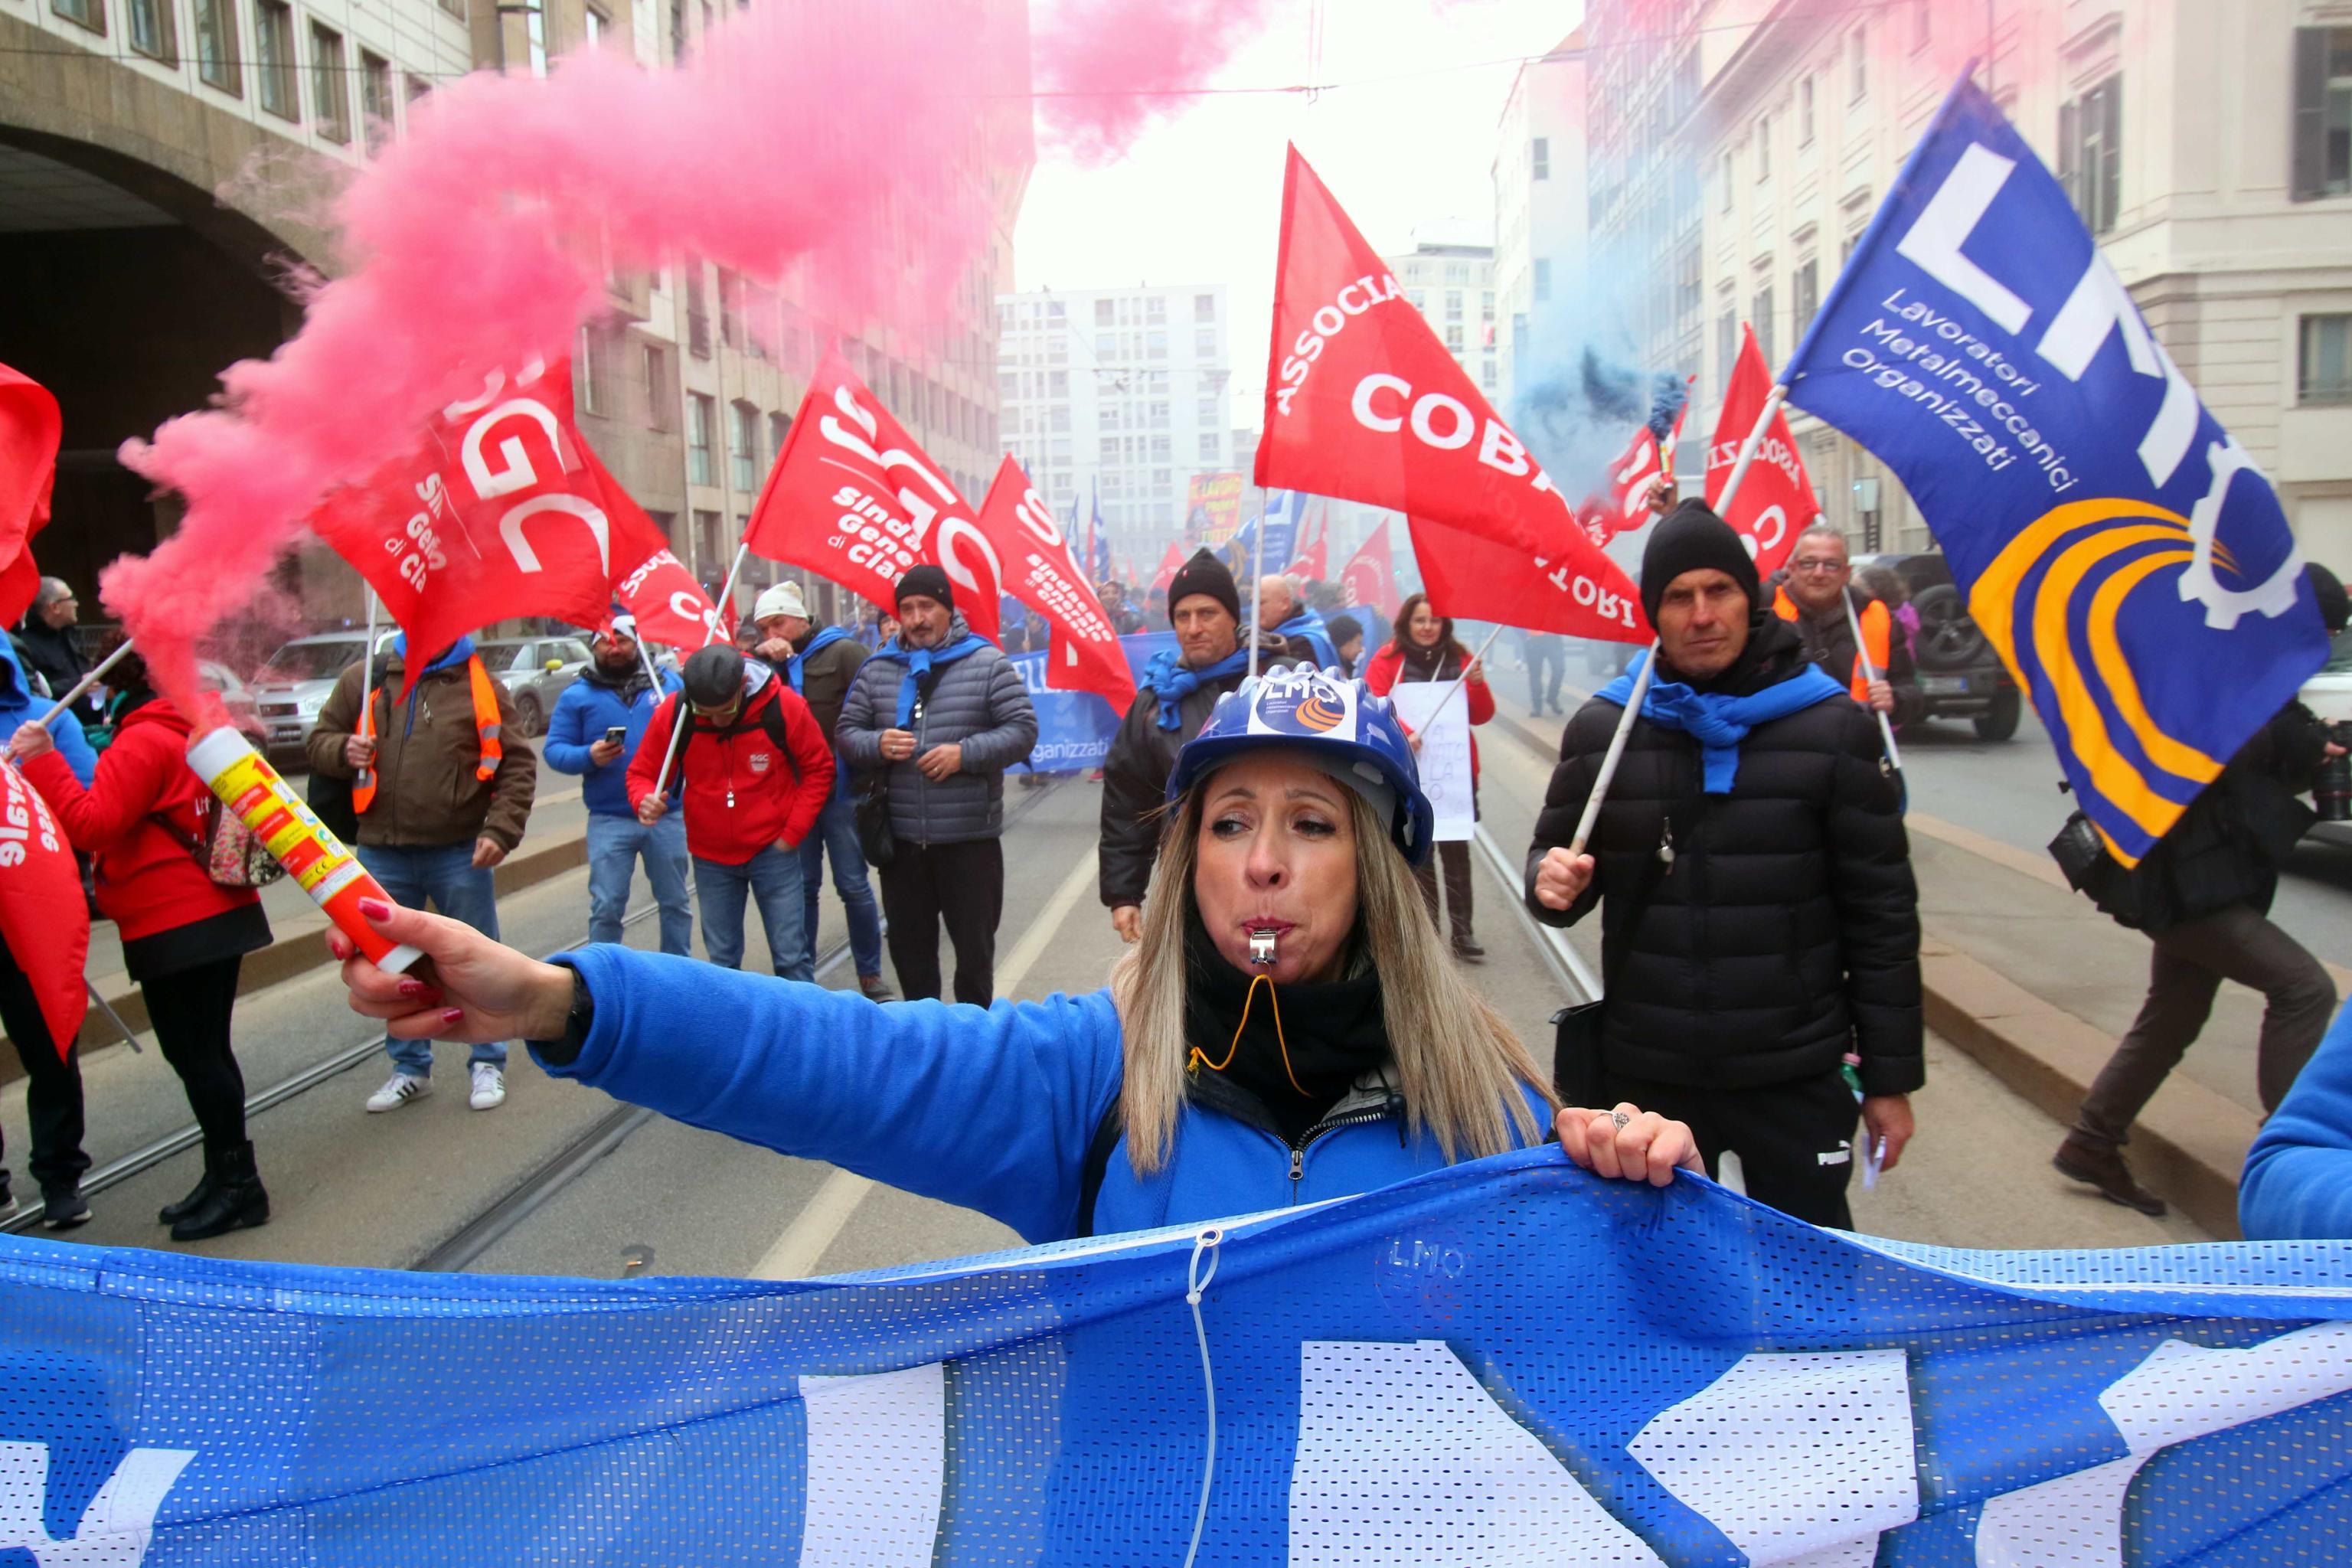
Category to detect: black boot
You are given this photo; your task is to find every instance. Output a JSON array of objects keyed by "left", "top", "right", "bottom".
[
  {"left": 170, "top": 1141, "right": 270, "bottom": 1242},
  {"left": 158, "top": 1171, "right": 217, "bottom": 1226}
]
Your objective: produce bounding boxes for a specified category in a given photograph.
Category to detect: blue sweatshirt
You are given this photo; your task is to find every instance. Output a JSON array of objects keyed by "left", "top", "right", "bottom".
[
  {"left": 0, "top": 636, "right": 94, "bottom": 786},
  {"left": 543, "top": 665, "right": 682, "bottom": 817},
  {"left": 2241, "top": 1001, "right": 2352, "bottom": 1240},
  {"left": 541, "top": 944, "right": 1548, "bottom": 1244}
]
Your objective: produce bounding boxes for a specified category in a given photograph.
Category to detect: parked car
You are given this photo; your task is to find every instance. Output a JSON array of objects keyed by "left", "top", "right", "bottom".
[
  {"left": 249, "top": 632, "right": 371, "bottom": 759},
  {"left": 476, "top": 635, "right": 593, "bottom": 737},
  {"left": 1851, "top": 551, "right": 2023, "bottom": 741}
]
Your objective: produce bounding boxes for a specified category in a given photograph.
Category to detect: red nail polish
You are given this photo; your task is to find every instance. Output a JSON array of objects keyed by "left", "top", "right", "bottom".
[
  {"left": 440, "top": 1008, "right": 466, "bottom": 1026},
  {"left": 398, "top": 981, "right": 437, "bottom": 1001},
  {"left": 358, "top": 897, "right": 393, "bottom": 920}
]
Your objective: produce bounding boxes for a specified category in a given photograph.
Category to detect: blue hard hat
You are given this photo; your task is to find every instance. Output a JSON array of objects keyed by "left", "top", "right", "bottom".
[{"left": 1165, "top": 669, "right": 1434, "bottom": 867}]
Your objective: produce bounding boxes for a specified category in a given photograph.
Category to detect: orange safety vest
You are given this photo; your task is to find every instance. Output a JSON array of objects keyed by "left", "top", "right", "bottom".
[
  {"left": 351, "top": 655, "right": 502, "bottom": 815},
  {"left": 1774, "top": 586, "right": 1890, "bottom": 704}
]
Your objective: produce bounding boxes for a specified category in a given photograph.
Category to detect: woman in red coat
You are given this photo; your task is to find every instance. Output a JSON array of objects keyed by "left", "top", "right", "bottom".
[
  {"left": 11, "top": 645, "right": 273, "bottom": 1240},
  {"left": 1361, "top": 593, "right": 1495, "bottom": 961}
]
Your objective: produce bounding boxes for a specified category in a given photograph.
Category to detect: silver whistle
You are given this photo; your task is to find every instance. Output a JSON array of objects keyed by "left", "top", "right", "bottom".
[{"left": 1247, "top": 928, "right": 1279, "bottom": 967}]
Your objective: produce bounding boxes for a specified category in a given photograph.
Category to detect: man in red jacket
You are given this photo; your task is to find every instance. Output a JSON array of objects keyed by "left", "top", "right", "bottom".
[{"left": 629, "top": 645, "right": 832, "bottom": 978}]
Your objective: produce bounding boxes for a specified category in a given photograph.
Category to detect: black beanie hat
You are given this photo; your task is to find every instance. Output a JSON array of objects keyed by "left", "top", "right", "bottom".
[
  {"left": 1640, "top": 500, "right": 1761, "bottom": 626},
  {"left": 1164, "top": 548, "right": 1240, "bottom": 624},
  {"left": 896, "top": 564, "right": 954, "bottom": 611},
  {"left": 1326, "top": 612, "right": 1364, "bottom": 648},
  {"left": 2308, "top": 562, "right": 2350, "bottom": 635},
  {"left": 682, "top": 644, "right": 745, "bottom": 707}
]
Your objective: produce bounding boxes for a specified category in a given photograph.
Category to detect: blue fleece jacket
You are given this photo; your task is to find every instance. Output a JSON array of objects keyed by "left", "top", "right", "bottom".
[
  {"left": 541, "top": 944, "right": 1547, "bottom": 1243},
  {"left": 0, "top": 636, "right": 94, "bottom": 786},
  {"left": 544, "top": 666, "right": 682, "bottom": 817},
  {"left": 2242, "top": 1001, "right": 2352, "bottom": 1240}
]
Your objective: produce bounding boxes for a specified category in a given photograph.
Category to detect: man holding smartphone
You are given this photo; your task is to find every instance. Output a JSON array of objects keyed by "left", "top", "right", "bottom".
[{"left": 544, "top": 616, "right": 692, "bottom": 955}]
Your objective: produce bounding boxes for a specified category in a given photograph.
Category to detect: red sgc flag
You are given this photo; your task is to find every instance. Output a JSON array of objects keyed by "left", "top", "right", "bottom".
[
  {"left": 578, "top": 438, "right": 727, "bottom": 650},
  {"left": 1409, "top": 513, "right": 1653, "bottom": 642},
  {"left": 1339, "top": 519, "right": 1401, "bottom": 622},
  {"left": 0, "top": 363, "right": 62, "bottom": 628},
  {"left": 972, "top": 458, "right": 1135, "bottom": 713},
  {"left": 0, "top": 757, "right": 87, "bottom": 1059},
  {"left": 311, "top": 360, "right": 619, "bottom": 693},
  {"left": 745, "top": 348, "right": 1001, "bottom": 642},
  {"left": 1148, "top": 541, "right": 1185, "bottom": 597},
  {"left": 1256, "top": 144, "right": 1643, "bottom": 638},
  {"left": 1707, "top": 323, "right": 1818, "bottom": 579}
]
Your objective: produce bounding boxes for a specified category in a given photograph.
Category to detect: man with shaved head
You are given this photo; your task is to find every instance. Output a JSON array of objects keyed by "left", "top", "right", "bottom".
[{"left": 1253, "top": 573, "right": 1338, "bottom": 668}]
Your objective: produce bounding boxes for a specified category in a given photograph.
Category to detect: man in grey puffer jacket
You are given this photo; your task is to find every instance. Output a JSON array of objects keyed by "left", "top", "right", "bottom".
[{"left": 838, "top": 566, "right": 1038, "bottom": 1003}]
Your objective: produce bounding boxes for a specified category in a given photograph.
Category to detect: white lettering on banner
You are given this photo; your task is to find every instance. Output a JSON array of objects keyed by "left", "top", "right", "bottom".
[
  {"left": 1974, "top": 1323, "right": 2352, "bottom": 1568},
  {"left": 439, "top": 357, "right": 548, "bottom": 422},
  {"left": 1630, "top": 1350, "right": 1919, "bottom": 1565},
  {"left": 933, "top": 517, "right": 1002, "bottom": 603},
  {"left": 1749, "top": 505, "right": 1788, "bottom": 558},
  {"left": 1532, "top": 555, "right": 1638, "bottom": 631},
  {"left": 0, "top": 1442, "right": 194, "bottom": 1566},
  {"left": 387, "top": 475, "right": 452, "bottom": 596},
  {"left": 460, "top": 399, "right": 567, "bottom": 501},
  {"left": 1348, "top": 375, "right": 1563, "bottom": 495},
  {"left": 799, "top": 1366, "right": 946, "bottom": 1568},
  {"left": 1290, "top": 1341, "right": 1667, "bottom": 1566},
  {"left": 1387, "top": 685, "right": 1473, "bottom": 841},
  {"left": 1893, "top": 142, "right": 2200, "bottom": 490},
  {"left": 0, "top": 760, "right": 61, "bottom": 866},
  {"left": 1011, "top": 488, "right": 1066, "bottom": 550},
  {"left": 1275, "top": 271, "right": 1403, "bottom": 417},
  {"left": 496, "top": 494, "right": 610, "bottom": 575}
]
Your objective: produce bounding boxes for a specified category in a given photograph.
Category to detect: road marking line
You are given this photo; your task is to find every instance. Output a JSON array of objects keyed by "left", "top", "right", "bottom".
[{"left": 747, "top": 847, "right": 1101, "bottom": 1280}]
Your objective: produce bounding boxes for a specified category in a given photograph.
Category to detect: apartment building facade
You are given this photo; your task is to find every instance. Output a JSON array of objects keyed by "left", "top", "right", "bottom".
[
  {"left": 1382, "top": 227, "right": 1501, "bottom": 397},
  {"left": 1493, "top": 31, "right": 1589, "bottom": 404}
]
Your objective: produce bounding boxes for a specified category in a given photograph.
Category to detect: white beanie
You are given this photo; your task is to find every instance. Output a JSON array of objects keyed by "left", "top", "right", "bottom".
[{"left": 752, "top": 581, "right": 808, "bottom": 623}]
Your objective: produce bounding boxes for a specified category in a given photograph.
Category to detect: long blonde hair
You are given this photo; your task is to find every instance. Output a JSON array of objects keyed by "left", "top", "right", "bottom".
[{"left": 1107, "top": 784, "right": 1557, "bottom": 1174}]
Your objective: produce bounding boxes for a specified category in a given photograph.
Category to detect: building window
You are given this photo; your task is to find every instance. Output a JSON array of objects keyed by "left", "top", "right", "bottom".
[
  {"left": 1799, "top": 76, "right": 1815, "bottom": 145},
  {"left": 2060, "top": 75, "right": 2123, "bottom": 236},
  {"left": 1753, "top": 285, "right": 1776, "bottom": 366},
  {"left": 2291, "top": 28, "right": 2352, "bottom": 201},
  {"left": 688, "top": 394, "right": 716, "bottom": 485},
  {"left": 1195, "top": 292, "right": 1216, "bottom": 323},
  {"left": 1532, "top": 136, "right": 1550, "bottom": 180},
  {"left": 717, "top": 270, "right": 742, "bottom": 348},
  {"left": 524, "top": 0, "right": 547, "bottom": 75},
  {"left": 1910, "top": 0, "right": 1930, "bottom": 51},
  {"left": 770, "top": 411, "right": 792, "bottom": 460},
  {"left": 694, "top": 509, "right": 722, "bottom": 570},
  {"left": 311, "top": 21, "right": 350, "bottom": 141},
  {"left": 127, "top": 0, "right": 175, "bottom": 61},
  {"left": 194, "top": 0, "right": 237, "bottom": 89},
  {"left": 1792, "top": 260, "right": 1820, "bottom": 340},
  {"left": 643, "top": 345, "right": 671, "bottom": 429},
  {"left": 583, "top": 5, "right": 603, "bottom": 47},
  {"left": 51, "top": 0, "right": 103, "bottom": 37},
  {"left": 1048, "top": 369, "right": 1069, "bottom": 397},
  {"left": 438, "top": 0, "right": 465, "bottom": 19},
  {"left": 1095, "top": 299, "right": 1116, "bottom": 327},
  {"left": 1197, "top": 395, "right": 1217, "bottom": 425},
  {"left": 1446, "top": 291, "right": 1464, "bottom": 321},
  {"left": 684, "top": 263, "right": 710, "bottom": 358},
  {"left": 1198, "top": 433, "right": 1220, "bottom": 462},
  {"left": 1849, "top": 26, "right": 1867, "bottom": 103},
  {"left": 1756, "top": 113, "right": 1771, "bottom": 178},
  {"left": 1194, "top": 327, "right": 1216, "bottom": 358},
  {"left": 1481, "top": 289, "right": 1494, "bottom": 320},
  {"left": 361, "top": 52, "right": 393, "bottom": 153},
  {"left": 575, "top": 326, "right": 606, "bottom": 416},
  {"left": 256, "top": 1, "right": 298, "bottom": 119},
  {"left": 730, "top": 401, "right": 760, "bottom": 491},
  {"left": 1533, "top": 258, "right": 1552, "bottom": 302},
  {"left": 2300, "top": 315, "right": 2352, "bottom": 403},
  {"left": 1717, "top": 152, "right": 1733, "bottom": 213},
  {"left": 1717, "top": 309, "right": 1738, "bottom": 390},
  {"left": 405, "top": 73, "right": 431, "bottom": 102}
]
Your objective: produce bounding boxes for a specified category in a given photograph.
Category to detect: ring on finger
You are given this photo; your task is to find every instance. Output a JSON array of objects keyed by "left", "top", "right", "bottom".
[{"left": 1610, "top": 1111, "right": 1630, "bottom": 1130}]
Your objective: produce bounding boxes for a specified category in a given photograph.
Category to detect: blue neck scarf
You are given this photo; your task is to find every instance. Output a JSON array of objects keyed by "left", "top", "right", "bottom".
[
  {"left": 786, "top": 625, "right": 854, "bottom": 695},
  {"left": 1272, "top": 609, "right": 1339, "bottom": 670},
  {"left": 871, "top": 632, "right": 985, "bottom": 727},
  {"left": 1142, "top": 646, "right": 1250, "bottom": 731},
  {"left": 1597, "top": 648, "right": 1844, "bottom": 793}
]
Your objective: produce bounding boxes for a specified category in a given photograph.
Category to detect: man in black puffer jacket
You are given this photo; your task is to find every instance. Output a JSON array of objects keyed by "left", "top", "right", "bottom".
[{"left": 1525, "top": 502, "right": 1921, "bottom": 1227}]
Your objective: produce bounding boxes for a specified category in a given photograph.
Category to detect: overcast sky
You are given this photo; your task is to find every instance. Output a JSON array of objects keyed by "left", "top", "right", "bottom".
[{"left": 1015, "top": 0, "right": 1581, "bottom": 428}]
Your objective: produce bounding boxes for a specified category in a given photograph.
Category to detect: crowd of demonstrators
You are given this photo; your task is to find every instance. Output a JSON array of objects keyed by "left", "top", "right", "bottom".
[
  {"left": 1770, "top": 524, "right": 1920, "bottom": 728},
  {"left": 1527, "top": 504, "right": 1921, "bottom": 1229},
  {"left": 544, "top": 618, "right": 690, "bottom": 956},
  {"left": 309, "top": 632, "right": 537, "bottom": 1115},
  {"left": 1517, "top": 629, "right": 1569, "bottom": 719},
  {"left": 750, "top": 583, "right": 889, "bottom": 1000},
  {"left": 1323, "top": 614, "right": 1364, "bottom": 678},
  {"left": 331, "top": 673, "right": 1698, "bottom": 1249},
  {"left": 1253, "top": 573, "right": 1339, "bottom": 668},
  {"left": 1100, "top": 551, "right": 1256, "bottom": 946},
  {"left": 2053, "top": 565, "right": 2349, "bottom": 1216},
  {"left": 629, "top": 645, "right": 833, "bottom": 980},
  {"left": 11, "top": 644, "right": 273, "bottom": 1239},
  {"left": 14, "top": 577, "right": 98, "bottom": 727},
  {"left": 1096, "top": 581, "right": 1145, "bottom": 636},
  {"left": 838, "top": 567, "right": 1037, "bottom": 1004},
  {"left": 1364, "top": 593, "right": 1492, "bottom": 963}
]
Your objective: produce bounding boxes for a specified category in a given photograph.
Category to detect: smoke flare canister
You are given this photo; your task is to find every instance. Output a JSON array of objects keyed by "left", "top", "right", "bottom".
[{"left": 185, "top": 727, "right": 423, "bottom": 974}]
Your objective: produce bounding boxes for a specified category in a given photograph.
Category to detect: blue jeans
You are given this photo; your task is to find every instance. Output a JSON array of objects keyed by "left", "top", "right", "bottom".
[
  {"left": 357, "top": 841, "right": 507, "bottom": 1075},
  {"left": 798, "top": 794, "right": 884, "bottom": 978},
  {"left": 586, "top": 812, "right": 693, "bottom": 955},
  {"left": 695, "top": 844, "right": 810, "bottom": 981}
]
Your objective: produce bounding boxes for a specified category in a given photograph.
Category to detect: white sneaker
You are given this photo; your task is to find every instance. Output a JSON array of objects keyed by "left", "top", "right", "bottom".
[
  {"left": 469, "top": 1064, "right": 507, "bottom": 1111},
  {"left": 366, "top": 1073, "right": 432, "bottom": 1113}
]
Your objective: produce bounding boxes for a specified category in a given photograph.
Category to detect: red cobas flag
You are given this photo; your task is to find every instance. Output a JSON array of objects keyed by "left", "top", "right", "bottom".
[
  {"left": 311, "top": 361, "right": 621, "bottom": 691},
  {"left": 1707, "top": 323, "right": 1818, "bottom": 579},
  {"left": 1256, "top": 145, "right": 1643, "bottom": 639},
  {"left": 0, "top": 363, "right": 62, "bottom": 628},
  {"left": 577, "top": 439, "right": 727, "bottom": 649},
  {"left": 745, "top": 348, "right": 1001, "bottom": 642},
  {"left": 0, "top": 758, "right": 87, "bottom": 1058},
  {"left": 973, "top": 458, "right": 1135, "bottom": 712},
  {"left": 1586, "top": 424, "right": 1664, "bottom": 543},
  {"left": 1340, "top": 519, "right": 1400, "bottom": 621},
  {"left": 1410, "top": 514, "right": 1651, "bottom": 641}
]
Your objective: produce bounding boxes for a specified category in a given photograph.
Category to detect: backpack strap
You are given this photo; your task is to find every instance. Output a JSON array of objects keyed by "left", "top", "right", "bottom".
[
  {"left": 757, "top": 695, "right": 804, "bottom": 787},
  {"left": 1073, "top": 1096, "right": 1125, "bottom": 1240}
]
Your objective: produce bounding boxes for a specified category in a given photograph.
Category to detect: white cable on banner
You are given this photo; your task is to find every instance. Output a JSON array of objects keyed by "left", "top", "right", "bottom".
[{"left": 1178, "top": 1225, "right": 1225, "bottom": 1568}]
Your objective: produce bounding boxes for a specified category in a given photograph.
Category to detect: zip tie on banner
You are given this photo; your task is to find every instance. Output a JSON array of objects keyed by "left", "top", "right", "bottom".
[{"left": 1178, "top": 1226, "right": 1226, "bottom": 1568}]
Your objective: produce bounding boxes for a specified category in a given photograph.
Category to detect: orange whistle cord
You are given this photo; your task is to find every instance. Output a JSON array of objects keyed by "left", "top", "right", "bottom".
[{"left": 1187, "top": 971, "right": 1312, "bottom": 1096}]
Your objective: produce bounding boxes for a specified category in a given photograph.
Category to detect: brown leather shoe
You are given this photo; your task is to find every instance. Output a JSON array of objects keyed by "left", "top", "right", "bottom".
[
  {"left": 2053, "top": 1134, "right": 2167, "bottom": 1217},
  {"left": 858, "top": 973, "right": 895, "bottom": 1002}
]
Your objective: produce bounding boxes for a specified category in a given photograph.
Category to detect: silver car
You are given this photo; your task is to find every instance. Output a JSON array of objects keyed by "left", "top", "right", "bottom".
[
  {"left": 477, "top": 635, "right": 593, "bottom": 738},
  {"left": 249, "top": 632, "right": 370, "bottom": 758}
]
